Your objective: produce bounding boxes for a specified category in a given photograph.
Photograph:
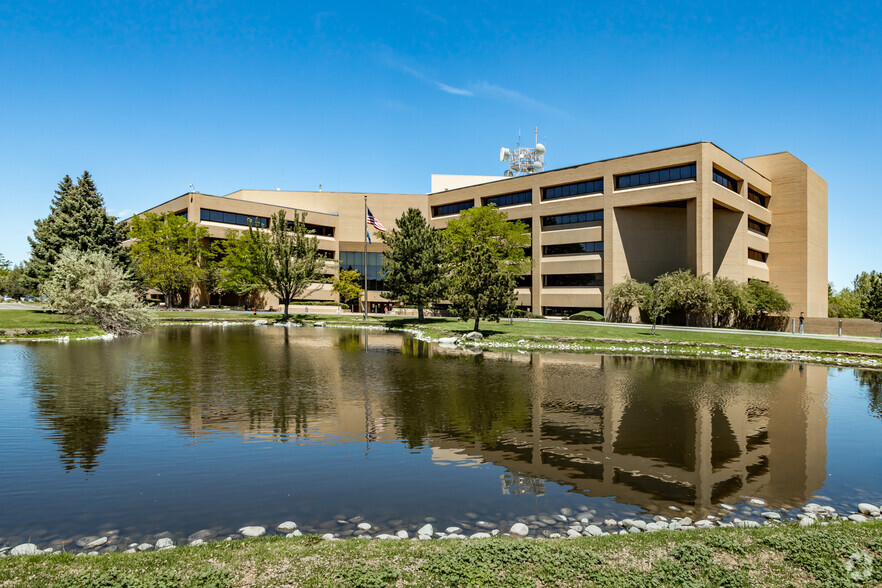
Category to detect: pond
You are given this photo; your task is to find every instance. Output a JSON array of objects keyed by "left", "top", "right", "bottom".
[{"left": 1, "top": 325, "right": 881, "bottom": 547}]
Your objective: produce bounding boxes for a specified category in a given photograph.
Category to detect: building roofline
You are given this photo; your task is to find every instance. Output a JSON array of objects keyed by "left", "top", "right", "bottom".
[
  {"left": 430, "top": 141, "right": 777, "bottom": 195},
  {"left": 223, "top": 189, "right": 425, "bottom": 198}
]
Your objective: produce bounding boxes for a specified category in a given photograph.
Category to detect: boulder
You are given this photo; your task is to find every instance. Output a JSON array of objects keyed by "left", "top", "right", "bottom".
[
  {"left": 469, "top": 532, "right": 491, "bottom": 539},
  {"left": 848, "top": 514, "right": 868, "bottom": 523},
  {"left": 858, "top": 503, "right": 881, "bottom": 516},
  {"left": 239, "top": 526, "right": 266, "bottom": 538},
  {"left": 357, "top": 523, "right": 372, "bottom": 531},
  {"left": 155, "top": 538, "right": 174, "bottom": 549},
  {"left": 276, "top": 521, "right": 298, "bottom": 532},
  {"left": 417, "top": 524, "right": 434, "bottom": 537},
  {"left": 137, "top": 543, "right": 153, "bottom": 552},
  {"left": 583, "top": 525, "right": 603, "bottom": 537},
  {"left": 188, "top": 529, "right": 215, "bottom": 543},
  {"left": 509, "top": 523, "right": 529, "bottom": 537},
  {"left": 464, "top": 331, "right": 484, "bottom": 341},
  {"left": 438, "top": 337, "right": 458, "bottom": 345}
]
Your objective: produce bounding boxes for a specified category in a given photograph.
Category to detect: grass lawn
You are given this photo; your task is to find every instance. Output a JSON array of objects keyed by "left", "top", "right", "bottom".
[
  {"left": 0, "top": 309, "right": 103, "bottom": 339},
  {"left": 1, "top": 522, "right": 880, "bottom": 587}
]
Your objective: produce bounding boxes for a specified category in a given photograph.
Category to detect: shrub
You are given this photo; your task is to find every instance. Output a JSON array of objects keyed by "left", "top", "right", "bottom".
[
  {"left": 606, "top": 277, "right": 649, "bottom": 322},
  {"left": 568, "top": 310, "right": 604, "bottom": 321},
  {"left": 41, "top": 247, "right": 154, "bottom": 335}
]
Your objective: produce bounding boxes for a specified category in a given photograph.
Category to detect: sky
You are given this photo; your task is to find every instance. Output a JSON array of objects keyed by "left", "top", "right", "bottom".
[{"left": 0, "top": 1, "right": 879, "bottom": 289}]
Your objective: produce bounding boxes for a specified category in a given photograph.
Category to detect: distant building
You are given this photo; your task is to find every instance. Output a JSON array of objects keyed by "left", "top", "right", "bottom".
[{"left": 130, "top": 142, "right": 828, "bottom": 317}]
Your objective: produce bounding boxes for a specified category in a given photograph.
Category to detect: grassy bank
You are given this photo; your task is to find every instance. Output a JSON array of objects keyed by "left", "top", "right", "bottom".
[
  {"left": 2, "top": 523, "right": 881, "bottom": 587},
  {"left": 0, "top": 309, "right": 104, "bottom": 340}
]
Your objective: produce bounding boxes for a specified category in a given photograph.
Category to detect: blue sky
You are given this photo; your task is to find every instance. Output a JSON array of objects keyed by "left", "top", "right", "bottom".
[{"left": 1, "top": 1, "right": 878, "bottom": 289}]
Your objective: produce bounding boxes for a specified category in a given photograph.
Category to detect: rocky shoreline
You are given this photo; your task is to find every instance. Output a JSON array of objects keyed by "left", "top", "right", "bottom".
[{"left": 3, "top": 501, "right": 881, "bottom": 558}]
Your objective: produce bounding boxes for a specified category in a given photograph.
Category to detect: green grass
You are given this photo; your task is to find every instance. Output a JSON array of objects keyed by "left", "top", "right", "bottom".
[
  {"left": 2, "top": 522, "right": 881, "bottom": 587},
  {"left": 323, "top": 316, "right": 882, "bottom": 357},
  {"left": 0, "top": 309, "right": 104, "bottom": 339}
]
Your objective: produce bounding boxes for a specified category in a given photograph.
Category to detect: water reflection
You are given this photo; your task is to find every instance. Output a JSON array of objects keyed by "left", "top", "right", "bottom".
[
  {"left": 21, "top": 327, "right": 840, "bottom": 518},
  {"left": 858, "top": 369, "right": 882, "bottom": 420}
]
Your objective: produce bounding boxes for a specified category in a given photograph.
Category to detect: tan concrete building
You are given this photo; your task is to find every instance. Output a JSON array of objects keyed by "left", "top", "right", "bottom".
[{"left": 132, "top": 141, "right": 828, "bottom": 317}]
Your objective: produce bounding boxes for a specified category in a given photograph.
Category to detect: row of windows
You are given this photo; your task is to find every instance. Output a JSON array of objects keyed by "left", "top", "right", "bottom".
[
  {"left": 748, "top": 188, "right": 769, "bottom": 208},
  {"left": 542, "top": 210, "right": 604, "bottom": 227},
  {"left": 482, "top": 190, "right": 532, "bottom": 208},
  {"left": 543, "top": 306, "right": 603, "bottom": 317},
  {"left": 432, "top": 200, "right": 475, "bottom": 217},
  {"left": 748, "top": 248, "right": 768, "bottom": 262},
  {"left": 508, "top": 217, "right": 532, "bottom": 228},
  {"left": 200, "top": 208, "right": 269, "bottom": 228},
  {"left": 317, "top": 249, "right": 335, "bottom": 259},
  {"left": 305, "top": 223, "right": 335, "bottom": 237},
  {"left": 340, "top": 251, "right": 384, "bottom": 282},
  {"left": 615, "top": 163, "right": 697, "bottom": 190},
  {"left": 713, "top": 168, "right": 739, "bottom": 192},
  {"left": 542, "top": 178, "right": 603, "bottom": 201},
  {"left": 747, "top": 218, "right": 769, "bottom": 235},
  {"left": 542, "top": 241, "right": 604, "bottom": 256},
  {"left": 543, "top": 273, "right": 604, "bottom": 287}
]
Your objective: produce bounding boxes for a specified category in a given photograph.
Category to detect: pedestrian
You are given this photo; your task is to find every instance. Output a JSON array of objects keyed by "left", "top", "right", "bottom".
[{"left": 799, "top": 312, "right": 804, "bottom": 334}]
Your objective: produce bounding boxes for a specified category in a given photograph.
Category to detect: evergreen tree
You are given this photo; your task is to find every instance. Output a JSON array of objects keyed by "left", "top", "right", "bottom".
[
  {"left": 381, "top": 208, "right": 447, "bottom": 321},
  {"left": 446, "top": 205, "right": 531, "bottom": 332},
  {"left": 244, "top": 210, "right": 326, "bottom": 321},
  {"left": 27, "top": 172, "right": 127, "bottom": 288},
  {"left": 862, "top": 272, "right": 882, "bottom": 322}
]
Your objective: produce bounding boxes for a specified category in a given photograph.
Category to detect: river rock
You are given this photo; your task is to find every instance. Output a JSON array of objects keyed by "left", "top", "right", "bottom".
[
  {"left": 509, "top": 523, "right": 529, "bottom": 537},
  {"left": 799, "top": 517, "right": 815, "bottom": 527},
  {"left": 603, "top": 519, "right": 617, "bottom": 527},
  {"left": 761, "top": 512, "right": 782, "bottom": 520},
  {"left": 357, "top": 523, "right": 372, "bottom": 531},
  {"left": 566, "top": 529, "right": 581, "bottom": 538},
  {"left": 124, "top": 548, "right": 136, "bottom": 554},
  {"left": 85, "top": 537, "right": 108, "bottom": 549},
  {"left": 679, "top": 517, "right": 693, "bottom": 526},
  {"left": 285, "top": 530, "right": 302, "bottom": 538},
  {"left": 583, "top": 525, "right": 603, "bottom": 537},
  {"left": 277, "top": 521, "right": 298, "bottom": 532},
  {"left": 10, "top": 544, "right": 39, "bottom": 556},
  {"left": 321, "top": 533, "right": 335, "bottom": 540},
  {"left": 560, "top": 507, "right": 573, "bottom": 516},
  {"left": 239, "top": 526, "right": 266, "bottom": 538},
  {"left": 445, "top": 526, "right": 462, "bottom": 534},
  {"left": 694, "top": 520, "right": 714, "bottom": 528},
  {"left": 749, "top": 498, "right": 766, "bottom": 506},
  {"left": 464, "top": 331, "right": 484, "bottom": 340},
  {"left": 189, "top": 539, "right": 205, "bottom": 547},
  {"left": 396, "top": 530, "right": 408, "bottom": 539},
  {"left": 75, "top": 536, "right": 100, "bottom": 548},
  {"left": 137, "top": 543, "right": 153, "bottom": 551},
  {"left": 417, "top": 524, "right": 434, "bottom": 536},
  {"left": 155, "top": 538, "right": 174, "bottom": 549},
  {"left": 848, "top": 514, "right": 868, "bottom": 523},
  {"left": 735, "top": 520, "right": 760, "bottom": 528},
  {"left": 438, "top": 337, "right": 458, "bottom": 345},
  {"left": 188, "top": 530, "right": 215, "bottom": 543},
  {"left": 858, "top": 503, "right": 881, "bottom": 516},
  {"left": 470, "top": 532, "right": 491, "bottom": 539}
]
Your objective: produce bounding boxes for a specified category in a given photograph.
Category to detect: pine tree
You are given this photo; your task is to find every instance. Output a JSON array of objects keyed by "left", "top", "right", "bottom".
[
  {"left": 381, "top": 208, "right": 447, "bottom": 321},
  {"left": 27, "top": 172, "right": 127, "bottom": 288}
]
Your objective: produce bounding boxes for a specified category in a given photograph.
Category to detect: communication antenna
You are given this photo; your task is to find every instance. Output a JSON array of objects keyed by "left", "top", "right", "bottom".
[
  {"left": 188, "top": 183, "right": 199, "bottom": 194},
  {"left": 498, "top": 127, "right": 546, "bottom": 176}
]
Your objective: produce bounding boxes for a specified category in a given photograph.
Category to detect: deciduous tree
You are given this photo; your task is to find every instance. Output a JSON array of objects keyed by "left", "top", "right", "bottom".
[
  {"left": 332, "top": 269, "right": 364, "bottom": 309},
  {"left": 246, "top": 210, "right": 326, "bottom": 321},
  {"left": 381, "top": 208, "right": 447, "bottom": 321},
  {"left": 445, "top": 205, "right": 530, "bottom": 332},
  {"left": 128, "top": 212, "right": 209, "bottom": 308}
]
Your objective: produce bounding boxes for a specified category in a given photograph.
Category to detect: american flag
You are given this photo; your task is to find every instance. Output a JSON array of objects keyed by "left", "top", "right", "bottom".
[{"left": 366, "top": 207, "right": 386, "bottom": 232}]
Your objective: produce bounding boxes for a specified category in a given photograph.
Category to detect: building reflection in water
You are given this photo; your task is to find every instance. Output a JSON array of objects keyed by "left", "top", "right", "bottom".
[{"left": 28, "top": 327, "right": 832, "bottom": 516}]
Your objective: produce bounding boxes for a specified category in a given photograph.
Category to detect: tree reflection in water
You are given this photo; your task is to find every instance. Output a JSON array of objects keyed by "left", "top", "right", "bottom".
[{"left": 857, "top": 369, "right": 882, "bottom": 419}]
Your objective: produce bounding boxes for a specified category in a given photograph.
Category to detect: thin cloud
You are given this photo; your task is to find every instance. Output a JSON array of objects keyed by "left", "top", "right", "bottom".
[
  {"left": 472, "top": 81, "right": 571, "bottom": 118},
  {"left": 394, "top": 61, "right": 473, "bottom": 96},
  {"left": 437, "top": 83, "right": 473, "bottom": 96}
]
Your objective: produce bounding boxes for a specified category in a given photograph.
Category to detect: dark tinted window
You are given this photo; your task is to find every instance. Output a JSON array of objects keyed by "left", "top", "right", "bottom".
[
  {"left": 543, "top": 273, "right": 603, "bottom": 287},
  {"left": 175, "top": 210, "right": 188, "bottom": 219},
  {"left": 200, "top": 208, "right": 268, "bottom": 228},
  {"left": 542, "top": 178, "right": 603, "bottom": 201},
  {"left": 748, "top": 248, "right": 767, "bottom": 262},
  {"left": 432, "top": 200, "right": 475, "bottom": 217},
  {"left": 482, "top": 190, "right": 532, "bottom": 208},
  {"left": 748, "top": 188, "right": 769, "bottom": 207},
  {"left": 542, "top": 241, "right": 604, "bottom": 256},
  {"left": 317, "top": 249, "right": 335, "bottom": 259},
  {"left": 515, "top": 274, "right": 532, "bottom": 287},
  {"left": 508, "top": 217, "right": 532, "bottom": 228},
  {"left": 747, "top": 218, "right": 768, "bottom": 234},
  {"left": 713, "top": 168, "right": 739, "bottom": 192},
  {"left": 304, "top": 223, "right": 335, "bottom": 237},
  {"left": 541, "top": 210, "right": 604, "bottom": 227},
  {"left": 616, "top": 163, "right": 696, "bottom": 190}
]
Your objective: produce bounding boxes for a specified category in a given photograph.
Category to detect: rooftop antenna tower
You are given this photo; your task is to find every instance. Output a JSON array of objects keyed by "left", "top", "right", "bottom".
[{"left": 499, "top": 127, "right": 546, "bottom": 177}]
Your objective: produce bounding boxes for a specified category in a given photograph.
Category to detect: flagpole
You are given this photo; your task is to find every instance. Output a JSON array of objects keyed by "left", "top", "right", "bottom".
[{"left": 363, "top": 195, "right": 368, "bottom": 320}]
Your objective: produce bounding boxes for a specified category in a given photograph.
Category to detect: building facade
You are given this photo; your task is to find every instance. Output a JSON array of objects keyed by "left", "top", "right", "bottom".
[{"left": 130, "top": 142, "right": 828, "bottom": 317}]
